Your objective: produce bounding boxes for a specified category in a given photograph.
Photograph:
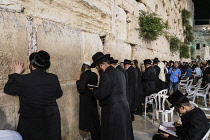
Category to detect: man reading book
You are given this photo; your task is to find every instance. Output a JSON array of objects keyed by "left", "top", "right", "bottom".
[{"left": 153, "top": 90, "right": 210, "bottom": 140}]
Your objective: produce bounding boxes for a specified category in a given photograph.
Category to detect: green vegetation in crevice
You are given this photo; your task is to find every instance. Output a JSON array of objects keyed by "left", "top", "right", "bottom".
[
  {"left": 137, "top": 10, "right": 167, "bottom": 41},
  {"left": 170, "top": 37, "right": 180, "bottom": 53}
]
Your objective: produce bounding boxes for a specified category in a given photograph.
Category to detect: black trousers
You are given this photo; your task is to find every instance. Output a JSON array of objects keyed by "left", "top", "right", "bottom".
[{"left": 89, "top": 121, "right": 101, "bottom": 140}]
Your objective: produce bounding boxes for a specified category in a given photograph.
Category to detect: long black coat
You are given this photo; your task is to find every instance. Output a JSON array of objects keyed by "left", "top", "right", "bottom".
[
  {"left": 116, "top": 65, "right": 129, "bottom": 103},
  {"left": 76, "top": 70, "right": 100, "bottom": 131},
  {"left": 154, "top": 65, "right": 161, "bottom": 92},
  {"left": 202, "top": 67, "right": 210, "bottom": 87},
  {"left": 93, "top": 66, "right": 134, "bottom": 140},
  {"left": 142, "top": 66, "right": 156, "bottom": 96},
  {"left": 4, "top": 70, "right": 63, "bottom": 140},
  {"left": 168, "top": 107, "right": 210, "bottom": 140},
  {"left": 135, "top": 67, "right": 145, "bottom": 105},
  {"left": 126, "top": 66, "right": 138, "bottom": 110}
]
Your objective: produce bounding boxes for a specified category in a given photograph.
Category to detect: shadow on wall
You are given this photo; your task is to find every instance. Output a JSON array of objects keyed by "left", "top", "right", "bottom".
[{"left": 0, "top": 108, "right": 12, "bottom": 130}]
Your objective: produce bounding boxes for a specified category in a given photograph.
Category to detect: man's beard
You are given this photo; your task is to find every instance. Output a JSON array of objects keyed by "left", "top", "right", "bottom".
[{"left": 97, "top": 67, "right": 104, "bottom": 75}]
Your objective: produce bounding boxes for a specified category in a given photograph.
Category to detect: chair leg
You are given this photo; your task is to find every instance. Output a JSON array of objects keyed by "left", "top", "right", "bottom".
[{"left": 204, "top": 96, "right": 207, "bottom": 107}]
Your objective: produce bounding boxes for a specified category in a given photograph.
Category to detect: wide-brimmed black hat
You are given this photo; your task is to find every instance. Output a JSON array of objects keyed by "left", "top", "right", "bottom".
[
  {"left": 133, "top": 60, "right": 138, "bottom": 64},
  {"left": 169, "top": 60, "right": 174, "bottom": 63},
  {"left": 121, "top": 59, "right": 132, "bottom": 65},
  {"left": 91, "top": 52, "right": 110, "bottom": 68},
  {"left": 108, "top": 57, "right": 118, "bottom": 64},
  {"left": 31, "top": 50, "right": 51, "bottom": 70},
  {"left": 153, "top": 57, "right": 160, "bottom": 63},
  {"left": 167, "top": 90, "right": 189, "bottom": 108},
  {"left": 144, "top": 59, "right": 152, "bottom": 64}
]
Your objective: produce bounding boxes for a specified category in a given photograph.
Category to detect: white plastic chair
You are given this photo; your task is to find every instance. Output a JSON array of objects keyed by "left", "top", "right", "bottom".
[
  {"left": 179, "top": 77, "right": 190, "bottom": 90},
  {"left": 161, "top": 107, "right": 174, "bottom": 124},
  {"left": 202, "top": 127, "right": 210, "bottom": 140},
  {"left": 181, "top": 79, "right": 193, "bottom": 93},
  {"left": 152, "top": 94, "right": 169, "bottom": 120},
  {"left": 193, "top": 83, "right": 210, "bottom": 107},
  {"left": 144, "top": 89, "right": 168, "bottom": 118},
  {"left": 191, "top": 78, "right": 203, "bottom": 89}
]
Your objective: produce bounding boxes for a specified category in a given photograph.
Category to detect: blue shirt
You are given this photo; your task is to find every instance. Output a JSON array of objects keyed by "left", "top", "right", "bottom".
[
  {"left": 186, "top": 68, "right": 192, "bottom": 77},
  {"left": 168, "top": 67, "right": 182, "bottom": 83}
]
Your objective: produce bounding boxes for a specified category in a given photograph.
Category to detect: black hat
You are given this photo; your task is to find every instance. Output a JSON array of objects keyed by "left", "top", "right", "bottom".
[
  {"left": 31, "top": 50, "right": 51, "bottom": 70},
  {"left": 121, "top": 59, "right": 132, "bottom": 65},
  {"left": 153, "top": 57, "right": 160, "bottom": 63},
  {"left": 169, "top": 60, "right": 174, "bottom": 63},
  {"left": 29, "top": 52, "right": 38, "bottom": 62},
  {"left": 108, "top": 57, "right": 118, "bottom": 64},
  {"left": 144, "top": 59, "right": 152, "bottom": 64},
  {"left": 133, "top": 60, "right": 138, "bottom": 64},
  {"left": 162, "top": 60, "right": 167, "bottom": 63},
  {"left": 207, "top": 60, "right": 210, "bottom": 65},
  {"left": 91, "top": 52, "right": 110, "bottom": 68},
  {"left": 167, "top": 90, "right": 189, "bottom": 108}
]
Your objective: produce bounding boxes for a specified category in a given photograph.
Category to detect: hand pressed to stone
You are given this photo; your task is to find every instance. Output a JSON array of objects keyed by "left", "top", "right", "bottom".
[{"left": 14, "top": 61, "right": 25, "bottom": 74}]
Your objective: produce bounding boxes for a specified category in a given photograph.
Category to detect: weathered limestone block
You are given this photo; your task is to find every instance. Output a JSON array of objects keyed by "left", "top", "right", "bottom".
[
  {"left": 104, "top": 35, "right": 132, "bottom": 61},
  {"left": 127, "top": 14, "right": 140, "bottom": 45},
  {"left": 57, "top": 82, "right": 81, "bottom": 140},
  {"left": 81, "top": 32, "right": 103, "bottom": 63},
  {"left": 115, "top": 6, "right": 127, "bottom": 41},
  {"left": 37, "top": 21, "right": 83, "bottom": 81}
]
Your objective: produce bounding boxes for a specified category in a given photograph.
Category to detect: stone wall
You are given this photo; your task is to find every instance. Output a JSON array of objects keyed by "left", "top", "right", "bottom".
[{"left": 0, "top": 0, "right": 193, "bottom": 139}]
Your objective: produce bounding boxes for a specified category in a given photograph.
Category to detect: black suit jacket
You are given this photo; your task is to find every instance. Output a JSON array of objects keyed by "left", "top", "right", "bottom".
[
  {"left": 4, "top": 70, "right": 63, "bottom": 117},
  {"left": 126, "top": 66, "right": 138, "bottom": 110},
  {"left": 142, "top": 66, "right": 156, "bottom": 96},
  {"left": 4, "top": 70, "right": 63, "bottom": 140}
]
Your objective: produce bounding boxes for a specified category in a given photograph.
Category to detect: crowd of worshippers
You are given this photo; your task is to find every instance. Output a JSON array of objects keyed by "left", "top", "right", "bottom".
[
  {"left": 76, "top": 52, "right": 210, "bottom": 140},
  {"left": 1, "top": 50, "right": 210, "bottom": 140}
]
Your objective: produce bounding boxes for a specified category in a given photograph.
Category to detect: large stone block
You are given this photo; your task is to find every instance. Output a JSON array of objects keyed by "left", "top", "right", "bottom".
[
  {"left": 37, "top": 21, "right": 83, "bottom": 81},
  {"left": 81, "top": 32, "right": 103, "bottom": 63},
  {"left": 104, "top": 35, "right": 132, "bottom": 61}
]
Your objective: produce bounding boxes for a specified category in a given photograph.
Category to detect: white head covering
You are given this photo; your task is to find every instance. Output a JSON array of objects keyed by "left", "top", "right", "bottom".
[{"left": 84, "top": 61, "right": 91, "bottom": 66}]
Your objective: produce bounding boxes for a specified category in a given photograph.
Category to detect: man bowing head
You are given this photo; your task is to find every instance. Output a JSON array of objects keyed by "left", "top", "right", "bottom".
[{"left": 90, "top": 52, "right": 134, "bottom": 140}]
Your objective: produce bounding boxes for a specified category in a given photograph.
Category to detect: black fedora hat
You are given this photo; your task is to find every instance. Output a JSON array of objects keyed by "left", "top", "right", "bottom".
[
  {"left": 91, "top": 52, "right": 110, "bottom": 68},
  {"left": 167, "top": 90, "right": 189, "bottom": 108},
  {"left": 143, "top": 59, "right": 152, "bottom": 64},
  {"left": 108, "top": 57, "right": 118, "bottom": 64},
  {"left": 121, "top": 59, "right": 132, "bottom": 65},
  {"left": 133, "top": 60, "right": 138, "bottom": 64},
  {"left": 153, "top": 57, "right": 160, "bottom": 63},
  {"left": 31, "top": 50, "right": 51, "bottom": 70}
]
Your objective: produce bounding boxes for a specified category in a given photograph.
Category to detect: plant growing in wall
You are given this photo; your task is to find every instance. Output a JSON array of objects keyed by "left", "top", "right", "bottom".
[
  {"left": 170, "top": 36, "right": 180, "bottom": 53},
  {"left": 181, "top": 9, "right": 194, "bottom": 59},
  {"left": 137, "top": 10, "right": 167, "bottom": 41},
  {"left": 180, "top": 43, "right": 190, "bottom": 58}
]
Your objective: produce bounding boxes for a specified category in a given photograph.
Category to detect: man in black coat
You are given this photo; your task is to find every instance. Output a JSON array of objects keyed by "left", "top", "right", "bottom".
[
  {"left": 202, "top": 61, "right": 210, "bottom": 87},
  {"left": 76, "top": 62, "right": 100, "bottom": 140},
  {"left": 142, "top": 59, "right": 156, "bottom": 96},
  {"left": 133, "top": 60, "right": 144, "bottom": 115},
  {"left": 153, "top": 58, "right": 161, "bottom": 92},
  {"left": 122, "top": 59, "right": 138, "bottom": 120},
  {"left": 4, "top": 51, "right": 63, "bottom": 140},
  {"left": 108, "top": 57, "right": 129, "bottom": 103},
  {"left": 153, "top": 90, "right": 210, "bottom": 140},
  {"left": 90, "top": 52, "right": 134, "bottom": 140}
]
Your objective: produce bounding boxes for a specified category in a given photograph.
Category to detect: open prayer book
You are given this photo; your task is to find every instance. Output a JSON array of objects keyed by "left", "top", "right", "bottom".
[
  {"left": 88, "top": 84, "right": 98, "bottom": 88},
  {"left": 158, "top": 125, "right": 178, "bottom": 137}
]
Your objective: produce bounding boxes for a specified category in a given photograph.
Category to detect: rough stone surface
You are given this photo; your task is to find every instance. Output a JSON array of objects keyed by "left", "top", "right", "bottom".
[{"left": 0, "top": 0, "right": 194, "bottom": 139}]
